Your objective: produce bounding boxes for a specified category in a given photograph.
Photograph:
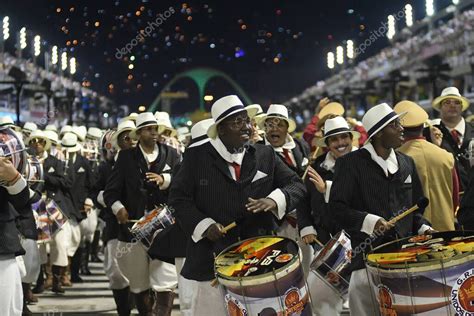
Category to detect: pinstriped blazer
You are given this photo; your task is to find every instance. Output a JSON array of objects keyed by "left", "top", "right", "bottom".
[{"left": 169, "top": 142, "right": 306, "bottom": 281}]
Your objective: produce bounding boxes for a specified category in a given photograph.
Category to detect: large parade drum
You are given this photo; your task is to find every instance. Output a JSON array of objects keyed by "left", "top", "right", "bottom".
[
  {"left": 215, "top": 236, "right": 312, "bottom": 316},
  {"left": 33, "top": 198, "right": 68, "bottom": 243},
  {"left": 130, "top": 205, "right": 176, "bottom": 249},
  {"left": 0, "top": 127, "right": 27, "bottom": 185},
  {"left": 310, "top": 230, "right": 352, "bottom": 297},
  {"left": 25, "top": 156, "right": 44, "bottom": 183},
  {"left": 366, "top": 231, "right": 474, "bottom": 315}
]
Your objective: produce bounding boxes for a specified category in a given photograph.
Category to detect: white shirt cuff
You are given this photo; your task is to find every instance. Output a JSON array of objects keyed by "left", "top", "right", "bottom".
[
  {"left": 418, "top": 224, "right": 432, "bottom": 235},
  {"left": 267, "top": 189, "right": 287, "bottom": 220},
  {"left": 159, "top": 173, "right": 171, "bottom": 190},
  {"left": 4, "top": 176, "right": 27, "bottom": 195},
  {"left": 111, "top": 201, "right": 125, "bottom": 215},
  {"left": 324, "top": 180, "right": 333, "bottom": 203},
  {"left": 300, "top": 226, "right": 318, "bottom": 238},
  {"left": 192, "top": 218, "right": 216, "bottom": 243},
  {"left": 361, "top": 214, "right": 383, "bottom": 235},
  {"left": 97, "top": 191, "right": 106, "bottom": 208},
  {"left": 84, "top": 198, "right": 94, "bottom": 207}
]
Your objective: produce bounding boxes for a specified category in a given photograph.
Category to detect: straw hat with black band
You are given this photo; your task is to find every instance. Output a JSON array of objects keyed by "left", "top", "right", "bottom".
[
  {"left": 129, "top": 112, "right": 158, "bottom": 140},
  {"left": 362, "top": 103, "right": 406, "bottom": 144},
  {"left": 432, "top": 87, "right": 470, "bottom": 112}
]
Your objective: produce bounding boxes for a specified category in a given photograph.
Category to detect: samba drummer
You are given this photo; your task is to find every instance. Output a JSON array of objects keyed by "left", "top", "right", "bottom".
[
  {"left": 104, "top": 112, "right": 182, "bottom": 316},
  {"left": 298, "top": 116, "right": 359, "bottom": 315},
  {"left": 168, "top": 95, "right": 306, "bottom": 316},
  {"left": 329, "top": 103, "right": 435, "bottom": 316}
]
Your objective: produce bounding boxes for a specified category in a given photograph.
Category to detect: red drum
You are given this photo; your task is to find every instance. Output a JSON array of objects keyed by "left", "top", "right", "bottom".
[
  {"left": 0, "top": 127, "right": 27, "bottom": 185},
  {"left": 366, "top": 231, "right": 474, "bottom": 315},
  {"left": 215, "top": 236, "right": 312, "bottom": 316},
  {"left": 130, "top": 205, "right": 175, "bottom": 249},
  {"left": 310, "top": 230, "right": 352, "bottom": 297}
]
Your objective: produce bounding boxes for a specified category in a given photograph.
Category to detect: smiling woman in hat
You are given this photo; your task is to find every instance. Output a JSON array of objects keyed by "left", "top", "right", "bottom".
[
  {"left": 329, "top": 102, "right": 434, "bottom": 316},
  {"left": 169, "top": 95, "right": 306, "bottom": 316},
  {"left": 429, "top": 87, "right": 474, "bottom": 189}
]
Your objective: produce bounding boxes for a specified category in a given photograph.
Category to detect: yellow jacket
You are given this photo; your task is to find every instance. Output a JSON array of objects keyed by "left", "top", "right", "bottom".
[{"left": 398, "top": 139, "right": 456, "bottom": 231}]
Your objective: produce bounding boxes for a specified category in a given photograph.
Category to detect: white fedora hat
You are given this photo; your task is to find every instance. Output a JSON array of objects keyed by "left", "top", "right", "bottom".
[
  {"left": 112, "top": 120, "right": 136, "bottom": 148},
  {"left": 257, "top": 104, "right": 296, "bottom": 133},
  {"left": 123, "top": 112, "right": 138, "bottom": 122},
  {"left": 129, "top": 112, "right": 158, "bottom": 140},
  {"left": 155, "top": 112, "right": 177, "bottom": 137},
  {"left": 87, "top": 127, "right": 103, "bottom": 140},
  {"left": 61, "top": 132, "right": 82, "bottom": 153},
  {"left": 189, "top": 119, "right": 214, "bottom": 148},
  {"left": 207, "top": 95, "right": 258, "bottom": 139},
  {"left": 72, "top": 126, "right": 87, "bottom": 142},
  {"left": 45, "top": 124, "right": 58, "bottom": 132},
  {"left": 27, "top": 130, "right": 52, "bottom": 151},
  {"left": 177, "top": 126, "right": 191, "bottom": 142},
  {"left": 60, "top": 125, "right": 73, "bottom": 137},
  {"left": 432, "top": 87, "right": 470, "bottom": 111},
  {"left": 23, "top": 122, "right": 38, "bottom": 133},
  {"left": 245, "top": 104, "right": 265, "bottom": 118},
  {"left": 0, "top": 116, "right": 20, "bottom": 131},
  {"left": 43, "top": 130, "right": 59, "bottom": 145},
  {"left": 316, "top": 116, "right": 360, "bottom": 147},
  {"left": 362, "top": 103, "right": 405, "bottom": 143}
]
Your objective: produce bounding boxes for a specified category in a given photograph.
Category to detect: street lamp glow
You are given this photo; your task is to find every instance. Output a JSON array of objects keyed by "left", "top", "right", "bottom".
[
  {"left": 426, "top": 0, "right": 435, "bottom": 17},
  {"left": 34, "top": 35, "right": 41, "bottom": 56},
  {"left": 452, "top": 0, "right": 459, "bottom": 4},
  {"left": 405, "top": 4, "right": 414, "bottom": 27},
  {"left": 327, "top": 52, "right": 335, "bottom": 69},
  {"left": 346, "top": 40, "right": 354, "bottom": 59},
  {"left": 203, "top": 95, "right": 214, "bottom": 101},
  {"left": 387, "top": 15, "right": 396, "bottom": 39},
  {"left": 19, "top": 27, "right": 27, "bottom": 49},
  {"left": 69, "top": 57, "right": 76, "bottom": 74},
  {"left": 128, "top": 63, "right": 134, "bottom": 69},
  {"left": 51, "top": 46, "right": 58, "bottom": 64},
  {"left": 3, "top": 16, "right": 9, "bottom": 40},
  {"left": 61, "top": 51, "right": 67, "bottom": 71},
  {"left": 336, "top": 46, "right": 344, "bottom": 65}
]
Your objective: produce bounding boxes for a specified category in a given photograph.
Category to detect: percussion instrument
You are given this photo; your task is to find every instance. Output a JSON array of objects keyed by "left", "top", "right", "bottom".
[
  {"left": 33, "top": 198, "right": 68, "bottom": 243},
  {"left": 309, "top": 230, "right": 352, "bottom": 298},
  {"left": 0, "top": 127, "right": 27, "bottom": 185},
  {"left": 366, "top": 231, "right": 474, "bottom": 315},
  {"left": 25, "top": 156, "right": 44, "bottom": 183},
  {"left": 130, "top": 205, "right": 176, "bottom": 249},
  {"left": 215, "top": 236, "right": 312, "bottom": 316}
]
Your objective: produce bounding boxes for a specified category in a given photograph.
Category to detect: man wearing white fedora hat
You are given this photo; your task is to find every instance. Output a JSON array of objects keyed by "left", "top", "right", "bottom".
[
  {"left": 187, "top": 119, "right": 214, "bottom": 149},
  {"left": 329, "top": 103, "right": 433, "bottom": 316},
  {"left": 104, "top": 112, "right": 182, "bottom": 315},
  {"left": 297, "top": 116, "right": 359, "bottom": 315},
  {"left": 169, "top": 95, "right": 306, "bottom": 315},
  {"left": 428, "top": 86, "right": 473, "bottom": 189},
  {"left": 91, "top": 129, "right": 131, "bottom": 316}
]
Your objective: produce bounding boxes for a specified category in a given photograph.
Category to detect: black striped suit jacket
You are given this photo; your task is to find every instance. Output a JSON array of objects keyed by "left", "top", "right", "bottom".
[
  {"left": 329, "top": 148, "right": 430, "bottom": 271},
  {"left": 169, "top": 142, "right": 306, "bottom": 281}
]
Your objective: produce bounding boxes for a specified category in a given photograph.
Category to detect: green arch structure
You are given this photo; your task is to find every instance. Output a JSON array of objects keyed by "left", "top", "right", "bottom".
[{"left": 148, "top": 67, "right": 252, "bottom": 113}]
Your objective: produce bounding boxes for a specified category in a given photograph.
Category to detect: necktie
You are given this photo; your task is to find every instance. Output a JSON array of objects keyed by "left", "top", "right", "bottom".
[
  {"left": 282, "top": 149, "right": 295, "bottom": 167},
  {"left": 231, "top": 162, "right": 241, "bottom": 181},
  {"left": 450, "top": 129, "right": 461, "bottom": 147}
]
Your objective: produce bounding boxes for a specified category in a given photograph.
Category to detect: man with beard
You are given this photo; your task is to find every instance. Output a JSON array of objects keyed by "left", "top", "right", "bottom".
[
  {"left": 169, "top": 95, "right": 306, "bottom": 315},
  {"left": 329, "top": 103, "right": 434, "bottom": 315},
  {"left": 297, "top": 116, "right": 359, "bottom": 315},
  {"left": 104, "top": 112, "right": 181, "bottom": 316}
]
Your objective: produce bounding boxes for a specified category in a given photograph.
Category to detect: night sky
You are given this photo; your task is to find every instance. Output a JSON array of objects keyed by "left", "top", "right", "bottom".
[{"left": 1, "top": 0, "right": 457, "bottom": 115}]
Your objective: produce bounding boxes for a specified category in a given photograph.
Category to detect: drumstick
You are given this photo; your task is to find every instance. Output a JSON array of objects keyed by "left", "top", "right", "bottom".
[
  {"left": 388, "top": 197, "right": 429, "bottom": 225},
  {"left": 127, "top": 219, "right": 139, "bottom": 223},
  {"left": 221, "top": 217, "right": 246, "bottom": 234},
  {"left": 210, "top": 278, "right": 219, "bottom": 287},
  {"left": 302, "top": 146, "right": 320, "bottom": 180}
]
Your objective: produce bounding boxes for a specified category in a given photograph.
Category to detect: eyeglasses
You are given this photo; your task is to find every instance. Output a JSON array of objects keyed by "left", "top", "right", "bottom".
[
  {"left": 224, "top": 117, "right": 251, "bottom": 130},
  {"left": 264, "top": 118, "right": 288, "bottom": 131},
  {"left": 30, "top": 138, "right": 46, "bottom": 144},
  {"left": 122, "top": 135, "right": 131, "bottom": 142}
]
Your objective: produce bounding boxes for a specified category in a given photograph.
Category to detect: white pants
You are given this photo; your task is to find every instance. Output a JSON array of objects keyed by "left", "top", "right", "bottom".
[
  {"left": 175, "top": 258, "right": 196, "bottom": 316},
  {"left": 79, "top": 209, "right": 98, "bottom": 244},
  {"left": 308, "top": 272, "right": 343, "bottom": 316},
  {"left": 50, "top": 220, "right": 81, "bottom": 266},
  {"left": 116, "top": 241, "right": 178, "bottom": 294},
  {"left": 0, "top": 257, "right": 23, "bottom": 316},
  {"left": 349, "top": 269, "right": 379, "bottom": 316},
  {"left": 189, "top": 280, "right": 226, "bottom": 316},
  {"left": 103, "top": 239, "right": 129, "bottom": 290},
  {"left": 37, "top": 243, "right": 49, "bottom": 265},
  {"left": 19, "top": 239, "right": 41, "bottom": 284}
]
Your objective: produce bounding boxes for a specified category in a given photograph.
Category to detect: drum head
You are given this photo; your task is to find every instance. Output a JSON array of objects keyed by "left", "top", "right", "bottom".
[
  {"left": 215, "top": 236, "right": 299, "bottom": 280},
  {"left": 0, "top": 127, "right": 27, "bottom": 175}
]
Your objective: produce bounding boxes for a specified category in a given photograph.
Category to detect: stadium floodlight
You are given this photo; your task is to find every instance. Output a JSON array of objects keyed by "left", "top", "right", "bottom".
[
  {"left": 34, "top": 35, "right": 41, "bottom": 56},
  {"left": 61, "top": 51, "right": 67, "bottom": 71},
  {"left": 346, "top": 40, "right": 354, "bottom": 59},
  {"left": 387, "top": 15, "right": 396, "bottom": 39},
  {"left": 405, "top": 4, "right": 414, "bottom": 27},
  {"left": 69, "top": 57, "right": 76, "bottom": 74},
  {"left": 51, "top": 46, "right": 58, "bottom": 64},
  {"left": 327, "top": 52, "right": 335, "bottom": 69},
  {"left": 19, "top": 27, "right": 27, "bottom": 49},
  {"left": 3, "top": 16, "right": 9, "bottom": 40},
  {"left": 426, "top": 0, "right": 435, "bottom": 17},
  {"left": 336, "top": 46, "right": 344, "bottom": 65}
]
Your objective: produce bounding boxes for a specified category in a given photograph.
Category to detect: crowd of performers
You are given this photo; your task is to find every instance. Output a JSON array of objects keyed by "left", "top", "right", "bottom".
[{"left": 0, "top": 85, "right": 473, "bottom": 316}]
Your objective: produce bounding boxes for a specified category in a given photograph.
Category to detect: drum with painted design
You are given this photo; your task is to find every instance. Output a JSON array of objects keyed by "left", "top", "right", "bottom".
[
  {"left": 366, "top": 231, "right": 474, "bottom": 315},
  {"left": 215, "top": 236, "right": 312, "bottom": 316},
  {"left": 130, "top": 205, "right": 176, "bottom": 249},
  {"left": 0, "top": 127, "right": 27, "bottom": 185}
]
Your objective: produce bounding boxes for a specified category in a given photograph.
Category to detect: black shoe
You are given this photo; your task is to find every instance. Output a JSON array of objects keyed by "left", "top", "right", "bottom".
[
  {"left": 71, "top": 274, "right": 83, "bottom": 283},
  {"left": 90, "top": 254, "right": 103, "bottom": 263},
  {"left": 80, "top": 266, "right": 92, "bottom": 275}
]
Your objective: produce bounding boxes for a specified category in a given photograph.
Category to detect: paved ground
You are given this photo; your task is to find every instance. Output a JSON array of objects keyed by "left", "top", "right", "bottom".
[{"left": 28, "top": 261, "right": 181, "bottom": 315}]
